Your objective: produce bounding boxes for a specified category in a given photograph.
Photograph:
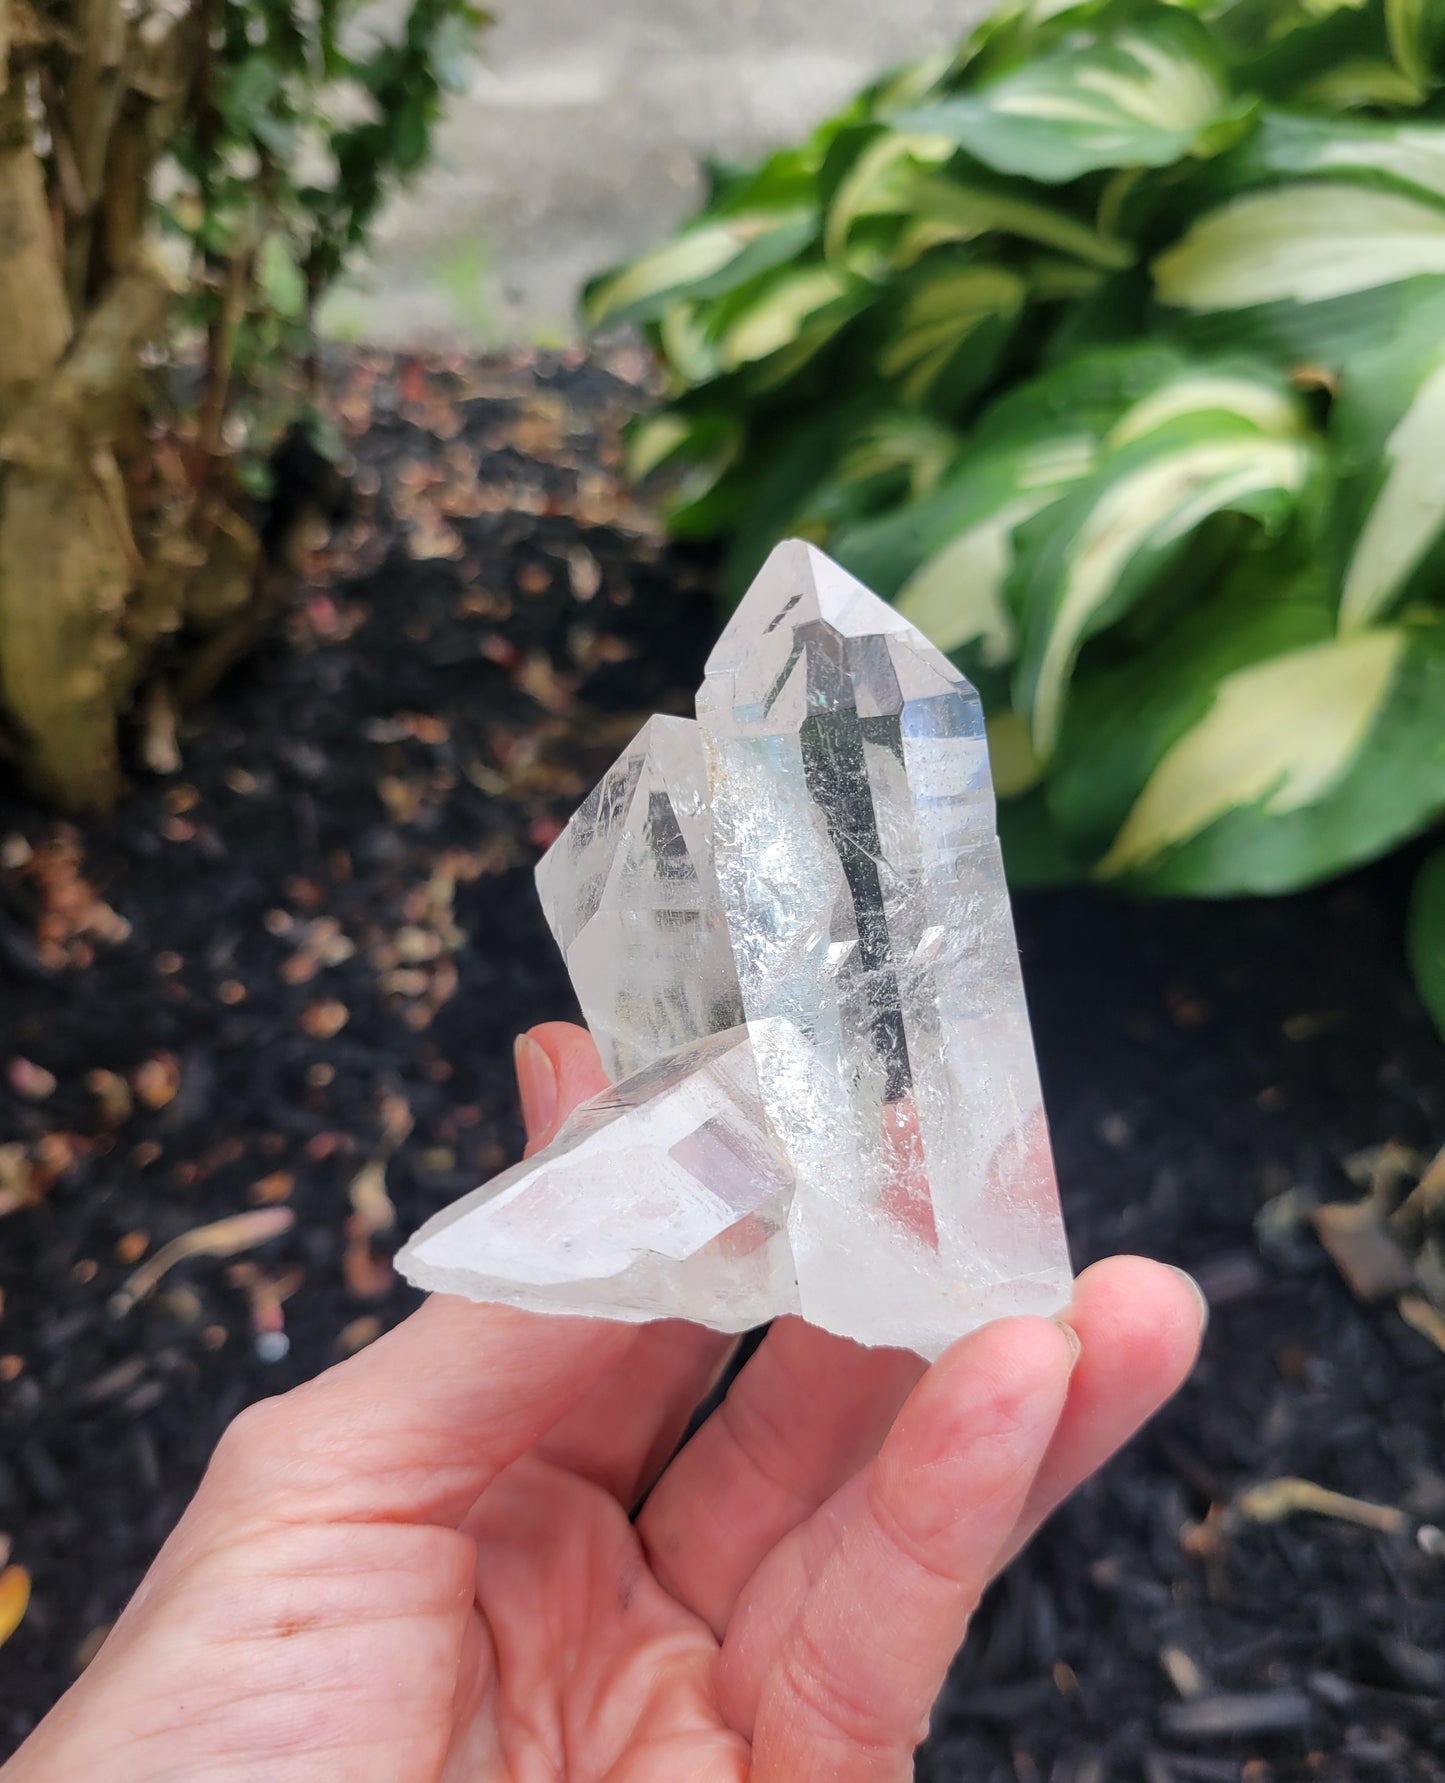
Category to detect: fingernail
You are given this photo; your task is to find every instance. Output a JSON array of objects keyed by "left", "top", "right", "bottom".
[
  {"left": 1055, "top": 1319, "right": 1083, "bottom": 1372},
  {"left": 514, "top": 1033, "right": 558, "bottom": 1140},
  {"left": 1166, "top": 1264, "right": 1210, "bottom": 1339}
]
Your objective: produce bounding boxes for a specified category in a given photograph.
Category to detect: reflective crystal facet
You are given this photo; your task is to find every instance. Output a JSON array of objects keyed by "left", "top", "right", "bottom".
[
  {"left": 400, "top": 1024, "right": 802, "bottom": 1329},
  {"left": 398, "top": 541, "right": 1071, "bottom": 1358},
  {"left": 535, "top": 714, "right": 741, "bottom": 1080}
]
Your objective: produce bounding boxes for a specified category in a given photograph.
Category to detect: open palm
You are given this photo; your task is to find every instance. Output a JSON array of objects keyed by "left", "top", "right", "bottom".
[{"left": 6, "top": 1024, "right": 1202, "bottom": 1783}]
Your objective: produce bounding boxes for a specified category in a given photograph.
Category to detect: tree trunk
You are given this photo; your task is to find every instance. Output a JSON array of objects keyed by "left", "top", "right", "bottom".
[
  {"left": 0, "top": 257, "right": 171, "bottom": 809},
  {"left": 0, "top": 85, "right": 72, "bottom": 422}
]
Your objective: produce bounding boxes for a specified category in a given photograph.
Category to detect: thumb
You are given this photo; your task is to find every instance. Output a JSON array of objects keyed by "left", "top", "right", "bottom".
[{"left": 515, "top": 1021, "right": 610, "bottom": 1153}]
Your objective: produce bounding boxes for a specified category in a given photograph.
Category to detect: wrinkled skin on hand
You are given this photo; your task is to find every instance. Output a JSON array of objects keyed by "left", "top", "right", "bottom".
[{"left": 4, "top": 1023, "right": 1204, "bottom": 1783}]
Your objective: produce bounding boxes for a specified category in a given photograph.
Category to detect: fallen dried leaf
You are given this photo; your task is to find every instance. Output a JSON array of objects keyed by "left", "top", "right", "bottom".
[
  {"left": 131, "top": 1054, "right": 181, "bottom": 1111},
  {"left": 85, "top": 1069, "right": 132, "bottom": 1126},
  {"left": 1236, "top": 1476, "right": 1406, "bottom": 1536},
  {"left": 0, "top": 1566, "right": 30, "bottom": 1649},
  {"left": 339, "top": 1315, "right": 382, "bottom": 1355},
  {"left": 300, "top": 1001, "right": 349, "bottom": 1040},
  {"left": 110, "top": 1208, "right": 295, "bottom": 1315},
  {"left": 349, "top": 1159, "right": 395, "bottom": 1235},
  {"left": 1311, "top": 1200, "right": 1416, "bottom": 1301},
  {"left": 250, "top": 1172, "right": 294, "bottom": 1206},
  {"left": 8, "top": 1059, "right": 56, "bottom": 1102},
  {"left": 1397, "top": 1293, "right": 1445, "bottom": 1355}
]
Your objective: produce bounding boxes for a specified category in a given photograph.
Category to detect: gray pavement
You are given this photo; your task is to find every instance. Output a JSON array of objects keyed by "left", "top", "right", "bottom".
[{"left": 330, "top": 0, "right": 983, "bottom": 346}]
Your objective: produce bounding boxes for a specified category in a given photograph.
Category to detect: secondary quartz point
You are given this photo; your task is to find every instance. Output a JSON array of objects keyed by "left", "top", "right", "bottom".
[
  {"left": 400, "top": 1024, "right": 802, "bottom": 1329},
  {"left": 398, "top": 540, "right": 1071, "bottom": 1358},
  {"left": 535, "top": 714, "right": 742, "bottom": 1081}
]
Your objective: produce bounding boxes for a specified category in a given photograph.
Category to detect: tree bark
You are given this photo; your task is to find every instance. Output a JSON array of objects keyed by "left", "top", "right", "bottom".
[
  {"left": 62, "top": 0, "right": 129, "bottom": 310},
  {"left": 0, "top": 256, "right": 171, "bottom": 809},
  {"left": 0, "top": 83, "right": 71, "bottom": 424}
]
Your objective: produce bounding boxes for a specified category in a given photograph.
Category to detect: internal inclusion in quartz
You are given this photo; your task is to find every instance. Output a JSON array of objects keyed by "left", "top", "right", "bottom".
[{"left": 399, "top": 541, "right": 1072, "bottom": 1358}]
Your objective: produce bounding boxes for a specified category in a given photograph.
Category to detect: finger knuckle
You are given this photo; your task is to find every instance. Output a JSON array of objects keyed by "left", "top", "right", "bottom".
[{"left": 782, "top": 1622, "right": 899, "bottom": 1751}]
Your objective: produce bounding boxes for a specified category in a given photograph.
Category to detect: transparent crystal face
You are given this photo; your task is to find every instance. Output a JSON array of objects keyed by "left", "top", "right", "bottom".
[
  {"left": 536, "top": 715, "right": 743, "bottom": 1080},
  {"left": 399, "top": 541, "right": 1071, "bottom": 1358},
  {"left": 696, "top": 541, "right": 1067, "bottom": 1350},
  {"left": 398, "top": 1024, "right": 801, "bottom": 1329}
]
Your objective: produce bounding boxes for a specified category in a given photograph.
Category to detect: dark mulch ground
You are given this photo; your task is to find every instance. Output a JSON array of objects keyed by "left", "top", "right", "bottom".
[{"left": 2, "top": 351, "right": 1443, "bottom": 1781}]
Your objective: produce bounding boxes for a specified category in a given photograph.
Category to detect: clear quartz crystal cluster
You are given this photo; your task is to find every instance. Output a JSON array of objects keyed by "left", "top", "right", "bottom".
[{"left": 398, "top": 541, "right": 1071, "bottom": 1357}]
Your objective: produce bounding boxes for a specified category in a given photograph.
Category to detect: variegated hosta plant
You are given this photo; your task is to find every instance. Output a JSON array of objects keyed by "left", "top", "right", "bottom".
[{"left": 585, "top": 0, "right": 1445, "bottom": 1039}]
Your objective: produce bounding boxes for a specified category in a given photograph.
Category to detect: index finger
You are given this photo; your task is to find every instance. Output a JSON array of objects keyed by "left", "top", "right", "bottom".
[{"left": 194, "top": 1296, "right": 638, "bottom": 1532}]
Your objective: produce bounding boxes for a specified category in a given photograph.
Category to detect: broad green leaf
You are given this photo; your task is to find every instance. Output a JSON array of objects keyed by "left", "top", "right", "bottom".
[
  {"left": 1386, "top": 0, "right": 1429, "bottom": 94},
  {"left": 1339, "top": 349, "right": 1445, "bottom": 632},
  {"left": 889, "top": 438, "right": 1096, "bottom": 661},
  {"left": 996, "top": 783, "right": 1092, "bottom": 887},
  {"left": 712, "top": 263, "right": 861, "bottom": 381},
  {"left": 1221, "top": 110, "right": 1445, "bottom": 206},
  {"left": 1105, "top": 369, "right": 1303, "bottom": 446},
  {"left": 1153, "top": 183, "right": 1445, "bottom": 310},
  {"left": 986, "top": 709, "right": 1043, "bottom": 797},
  {"left": 823, "top": 132, "right": 956, "bottom": 267},
  {"left": 1094, "top": 622, "right": 1445, "bottom": 893},
  {"left": 1046, "top": 557, "right": 1338, "bottom": 859},
  {"left": 1407, "top": 845, "right": 1445, "bottom": 1043},
  {"left": 877, "top": 261, "right": 1025, "bottom": 406},
  {"left": 582, "top": 210, "right": 815, "bottom": 328},
  {"left": 1014, "top": 405, "right": 1315, "bottom": 757},
  {"left": 658, "top": 303, "right": 722, "bottom": 385},
  {"left": 891, "top": 12, "right": 1243, "bottom": 184},
  {"left": 1103, "top": 630, "right": 1404, "bottom": 876},
  {"left": 790, "top": 413, "right": 961, "bottom": 538},
  {"left": 257, "top": 234, "right": 307, "bottom": 319},
  {"left": 834, "top": 428, "right": 1094, "bottom": 589},
  {"left": 1294, "top": 57, "right": 1431, "bottom": 111},
  {"left": 973, "top": 341, "right": 1194, "bottom": 443},
  {"left": 900, "top": 173, "right": 1134, "bottom": 269},
  {"left": 626, "top": 411, "right": 741, "bottom": 511}
]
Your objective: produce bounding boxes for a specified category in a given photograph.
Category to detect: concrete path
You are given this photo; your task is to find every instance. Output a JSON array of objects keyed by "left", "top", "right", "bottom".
[{"left": 334, "top": 0, "right": 982, "bottom": 346}]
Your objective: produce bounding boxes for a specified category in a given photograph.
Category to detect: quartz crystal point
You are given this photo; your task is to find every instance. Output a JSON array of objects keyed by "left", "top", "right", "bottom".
[
  {"left": 398, "top": 541, "right": 1071, "bottom": 1358},
  {"left": 535, "top": 715, "right": 743, "bottom": 1081},
  {"left": 401, "top": 1024, "right": 802, "bottom": 1327}
]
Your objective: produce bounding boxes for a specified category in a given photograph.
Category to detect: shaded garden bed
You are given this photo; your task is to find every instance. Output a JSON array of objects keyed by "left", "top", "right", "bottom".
[{"left": 1, "top": 352, "right": 1442, "bottom": 1780}]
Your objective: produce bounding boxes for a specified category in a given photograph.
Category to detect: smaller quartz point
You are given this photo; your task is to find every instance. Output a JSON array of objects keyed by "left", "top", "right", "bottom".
[
  {"left": 535, "top": 715, "right": 742, "bottom": 1080},
  {"left": 398, "top": 1024, "right": 801, "bottom": 1330},
  {"left": 398, "top": 541, "right": 1072, "bottom": 1359}
]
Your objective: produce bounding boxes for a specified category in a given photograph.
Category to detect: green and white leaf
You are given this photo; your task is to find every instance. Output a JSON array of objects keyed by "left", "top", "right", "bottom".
[
  {"left": 1386, "top": 0, "right": 1430, "bottom": 95},
  {"left": 1014, "top": 395, "right": 1315, "bottom": 758},
  {"left": 1224, "top": 110, "right": 1445, "bottom": 206},
  {"left": 823, "top": 132, "right": 957, "bottom": 269},
  {"left": 707, "top": 263, "right": 862, "bottom": 386},
  {"left": 1338, "top": 349, "right": 1445, "bottom": 632},
  {"left": 790, "top": 412, "right": 961, "bottom": 538},
  {"left": 891, "top": 12, "right": 1243, "bottom": 184},
  {"left": 833, "top": 424, "right": 1097, "bottom": 608},
  {"left": 877, "top": 261, "right": 1025, "bottom": 406},
  {"left": 1099, "top": 628, "right": 1405, "bottom": 876},
  {"left": 1105, "top": 369, "right": 1304, "bottom": 446},
  {"left": 1044, "top": 558, "right": 1339, "bottom": 860},
  {"left": 889, "top": 437, "right": 1096, "bottom": 661},
  {"left": 1153, "top": 182, "right": 1445, "bottom": 310},
  {"left": 626, "top": 410, "right": 742, "bottom": 510},
  {"left": 898, "top": 172, "right": 1134, "bottom": 269},
  {"left": 1096, "top": 618, "right": 1445, "bottom": 894},
  {"left": 582, "top": 208, "right": 816, "bottom": 328}
]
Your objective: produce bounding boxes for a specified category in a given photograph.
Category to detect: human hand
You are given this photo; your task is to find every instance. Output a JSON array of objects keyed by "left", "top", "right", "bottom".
[{"left": 5, "top": 1022, "right": 1204, "bottom": 1783}]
